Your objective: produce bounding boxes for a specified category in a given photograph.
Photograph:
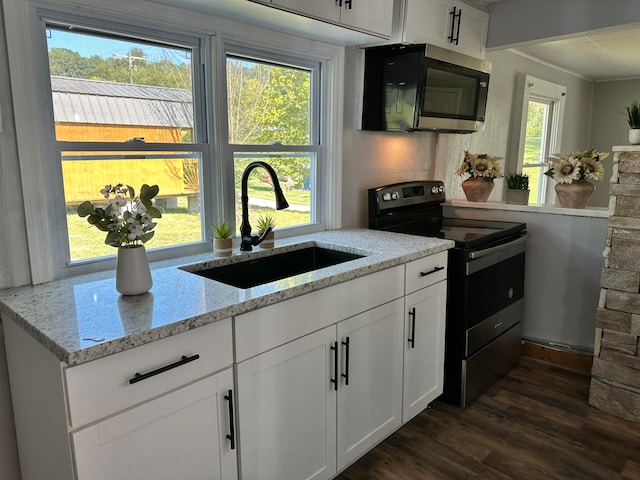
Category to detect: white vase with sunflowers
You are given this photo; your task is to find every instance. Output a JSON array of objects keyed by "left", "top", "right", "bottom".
[
  {"left": 544, "top": 149, "right": 609, "bottom": 209},
  {"left": 78, "top": 183, "right": 162, "bottom": 295},
  {"left": 456, "top": 150, "right": 504, "bottom": 202}
]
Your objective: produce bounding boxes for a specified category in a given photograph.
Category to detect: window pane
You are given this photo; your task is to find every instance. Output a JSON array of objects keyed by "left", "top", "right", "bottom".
[
  {"left": 522, "top": 166, "right": 542, "bottom": 205},
  {"left": 226, "top": 56, "right": 311, "bottom": 145},
  {"left": 63, "top": 151, "right": 202, "bottom": 261},
  {"left": 233, "top": 153, "right": 314, "bottom": 233},
  {"left": 47, "top": 27, "right": 194, "bottom": 143},
  {"left": 523, "top": 100, "right": 548, "bottom": 165}
]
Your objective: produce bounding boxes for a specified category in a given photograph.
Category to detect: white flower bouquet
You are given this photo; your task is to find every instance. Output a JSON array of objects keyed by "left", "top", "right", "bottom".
[
  {"left": 544, "top": 149, "right": 609, "bottom": 184},
  {"left": 456, "top": 151, "right": 504, "bottom": 181}
]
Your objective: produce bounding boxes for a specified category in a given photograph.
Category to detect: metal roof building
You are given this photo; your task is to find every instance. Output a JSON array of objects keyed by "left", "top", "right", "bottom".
[{"left": 50, "top": 76, "right": 193, "bottom": 128}]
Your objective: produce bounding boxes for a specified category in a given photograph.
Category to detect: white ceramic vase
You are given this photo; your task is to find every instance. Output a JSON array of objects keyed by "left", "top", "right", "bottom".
[
  {"left": 629, "top": 129, "right": 640, "bottom": 145},
  {"left": 115, "top": 245, "right": 153, "bottom": 295}
]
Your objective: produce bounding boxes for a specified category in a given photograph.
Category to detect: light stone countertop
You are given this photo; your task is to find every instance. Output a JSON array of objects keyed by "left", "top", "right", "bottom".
[{"left": 0, "top": 229, "right": 453, "bottom": 367}]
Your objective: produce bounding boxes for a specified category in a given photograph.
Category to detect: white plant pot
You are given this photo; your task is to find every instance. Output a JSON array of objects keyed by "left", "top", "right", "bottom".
[
  {"left": 506, "top": 189, "right": 529, "bottom": 205},
  {"left": 115, "top": 245, "right": 153, "bottom": 295},
  {"left": 629, "top": 129, "right": 640, "bottom": 145}
]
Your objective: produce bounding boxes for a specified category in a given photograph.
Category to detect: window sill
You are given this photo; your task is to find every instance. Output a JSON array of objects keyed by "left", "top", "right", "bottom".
[{"left": 443, "top": 200, "right": 609, "bottom": 218}]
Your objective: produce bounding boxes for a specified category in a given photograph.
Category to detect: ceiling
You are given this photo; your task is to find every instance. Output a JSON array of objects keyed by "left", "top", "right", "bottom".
[
  {"left": 463, "top": 0, "right": 640, "bottom": 81},
  {"left": 510, "top": 27, "right": 640, "bottom": 82}
]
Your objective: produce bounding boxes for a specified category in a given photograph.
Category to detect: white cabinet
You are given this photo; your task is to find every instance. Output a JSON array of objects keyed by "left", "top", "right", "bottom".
[
  {"left": 4, "top": 318, "right": 237, "bottom": 480},
  {"left": 250, "top": 0, "right": 393, "bottom": 38},
  {"left": 397, "top": 0, "right": 488, "bottom": 58},
  {"left": 73, "top": 368, "right": 237, "bottom": 480},
  {"left": 336, "top": 299, "right": 404, "bottom": 470},
  {"left": 236, "top": 298, "right": 404, "bottom": 480},
  {"left": 402, "top": 281, "right": 447, "bottom": 422}
]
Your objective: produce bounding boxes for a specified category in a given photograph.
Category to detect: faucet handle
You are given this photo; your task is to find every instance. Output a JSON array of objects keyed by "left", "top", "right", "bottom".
[{"left": 253, "top": 226, "right": 273, "bottom": 246}]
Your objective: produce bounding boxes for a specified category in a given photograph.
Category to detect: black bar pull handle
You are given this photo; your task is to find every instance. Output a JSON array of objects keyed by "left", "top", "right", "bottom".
[
  {"left": 224, "top": 389, "right": 236, "bottom": 450},
  {"left": 408, "top": 307, "right": 416, "bottom": 349},
  {"left": 448, "top": 6, "right": 462, "bottom": 44},
  {"left": 336, "top": 0, "right": 343, "bottom": 6},
  {"left": 455, "top": 8, "right": 462, "bottom": 45},
  {"left": 129, "top": 354, "right": 200, "bottom": 384},
  {"left": 420, "top": 266, "right": 445, "bottom": 277},
  {"left": 330, "top": 341, "right": 339, "bottom": 391},
  {"left": 345, "top": 0, "right": 352, "bottom": 9},
  {"left": 341, "top": 337, "right": 350, "bottom": 386}
]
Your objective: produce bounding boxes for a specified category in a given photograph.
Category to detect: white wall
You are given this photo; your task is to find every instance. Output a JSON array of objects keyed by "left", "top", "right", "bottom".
[{"left": 445, "top": 49, "right": 598, "bottom": 205}]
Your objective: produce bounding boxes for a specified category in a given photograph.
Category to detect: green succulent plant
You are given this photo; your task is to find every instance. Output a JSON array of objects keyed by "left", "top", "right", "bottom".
[
  {"left": 627, "top": 100, "right": 640, "bottom": 129},
  {"left": 256, "top": 213, "right": 276, "bottom": 234},
  {"left": 212, "top": 219, "right": 233, "bottom": 240},
  {"left": 506, "top": 173, "right": 530, "bottom": 190}
]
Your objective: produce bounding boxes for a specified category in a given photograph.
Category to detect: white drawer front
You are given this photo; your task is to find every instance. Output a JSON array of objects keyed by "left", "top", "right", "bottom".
[
  {"left": 65, "top": 318, "right": 232, "bottom": 428},
  {"left": 405, "top": 251, "right": 448, "bottom": 295},
  {"left": 235, "top": 266, "right": 405, "bottom": 362}
]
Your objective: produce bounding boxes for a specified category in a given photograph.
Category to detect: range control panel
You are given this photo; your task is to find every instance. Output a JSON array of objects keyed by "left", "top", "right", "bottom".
[{"left": 369, "top": 180, "right": 445, "bottom": 213}]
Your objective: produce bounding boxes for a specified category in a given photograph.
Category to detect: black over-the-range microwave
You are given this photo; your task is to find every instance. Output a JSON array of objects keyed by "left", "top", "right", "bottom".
[{"left": 362, "top": 43, "right": 491, "bottom": 133}]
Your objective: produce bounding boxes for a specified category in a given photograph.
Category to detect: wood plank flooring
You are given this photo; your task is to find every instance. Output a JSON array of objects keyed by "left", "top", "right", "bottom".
[{"left": 336, "top": 358, "right": 640, "bottom": 480}]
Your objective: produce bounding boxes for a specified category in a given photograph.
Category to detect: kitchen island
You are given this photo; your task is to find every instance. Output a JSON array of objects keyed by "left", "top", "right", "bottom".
[{"left": 0, "top": 228, "right": 453, "bottom": 480}]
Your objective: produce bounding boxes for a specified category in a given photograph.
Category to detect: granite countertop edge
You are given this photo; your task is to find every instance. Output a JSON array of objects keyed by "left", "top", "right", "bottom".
[{"left": 0, "top": 229, "right": 454, "bottom": 366}]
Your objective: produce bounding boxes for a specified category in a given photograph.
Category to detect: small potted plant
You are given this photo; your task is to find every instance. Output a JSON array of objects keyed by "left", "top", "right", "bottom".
[
  {"left": 505, "top": 173, "right": 530, "bottom": 205},
  {"left": 256, "top": 213, "right": 276, "bottom": 249},
  {"left": 626, "top": 99, "right": 640, "bottom": 144},
  {"left": 212, "top": 219, "right": 233, "bottom": 257}
]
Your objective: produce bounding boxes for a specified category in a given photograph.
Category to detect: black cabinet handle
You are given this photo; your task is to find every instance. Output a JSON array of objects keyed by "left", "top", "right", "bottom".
[
  {"left": 420, "top": 266, "right": 445, "bottom": 277},
  {"left": 448, "top": 6, "right": 462, "bottom": 45},
  {"left": 408, "top": 307, "right": 416, "bottom": 349},
  {"left": 336, "top": 0, "right": 343, "bottom": 6},
  {"left": 330, "top": 341, "right": 339, "bottom": 391},
  {"left": 345, "top": 0, "right": 352, "bottom": 9},
  {"left": 224, "top": 389, "right": 236, "bottom": 450},
  {"left": 341, "top": 337, "right": 350, "bottom": 386},
  {"left": 129, "top": 354, "right": 200, "bottom": 384}
]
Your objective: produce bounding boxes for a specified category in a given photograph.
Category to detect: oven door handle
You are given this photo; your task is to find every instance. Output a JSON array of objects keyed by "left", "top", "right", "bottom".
[{"left": 467, "top": 232, "right": 529, "bottom": 260}]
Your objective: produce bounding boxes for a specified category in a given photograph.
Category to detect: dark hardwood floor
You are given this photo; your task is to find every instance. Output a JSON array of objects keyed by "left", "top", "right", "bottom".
[{"left": 337, "top": 358, "right": 640, "bottom": 480}]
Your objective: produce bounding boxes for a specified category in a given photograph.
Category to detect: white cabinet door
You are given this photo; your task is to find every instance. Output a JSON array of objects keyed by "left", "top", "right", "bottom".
[
  {"left": 401, "top": 0, "right": 488, "bottom": 58},
  {"left": 341, "top": 0, "right": 393, "bottom": 36},
  {"left": 336, "top": 298, "right": 404, "bottom": 470},
  {"left": 451, "top": 0, "right": 488, "bottom": 58},
  {"left": 72, "top": 368, "right": 237, "bottom": 480},
  {"left": 236, "top": 325, "right": 337, "bottom": 480},
  {"left": 402, "top": 280, "right": 447, "bottom": 423},
  {"left": 272, "top": 0, "right": 340, "bottom": 24},
  {"left": 402, "top": 0, "right": 451, "bottom": 46}
]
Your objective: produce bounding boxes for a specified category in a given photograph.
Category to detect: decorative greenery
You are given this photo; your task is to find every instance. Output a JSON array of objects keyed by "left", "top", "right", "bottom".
[
  {"left": 256, "top": 213, "right": 276, "bottom": 234},
  {"left": 77, "top": 184, "right": 162, "bottom": 247},
  {"left": 544, "top": 149, "right": 609, "bottom": 184},
  {"left": 626, "top": 100, "right": 640, "bottom": 129},
  {"left": 212, "top": 219, "right": 233, "bottom": 240},
  {"left": 506, "top": 173, "right": 530, "bottom": 190},
  {"left": 456, "top": 151, "right": 504, "bottom": 181}
]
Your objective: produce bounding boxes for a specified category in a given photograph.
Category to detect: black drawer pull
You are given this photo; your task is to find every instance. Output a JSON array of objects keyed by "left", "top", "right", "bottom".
[
  {"left": 408, "top": 307, "right": 416, "bottom": 349},
  {"left": 420, "top": 266, "right": 445, "bottom": 277},
  {"left": 341, "top": 337, "right": 350, "bottom": 386},
  {"left": 129, "top": 354, "right": 200, "bottom": 384},
  {"left": 224, "top": 389, "right": 236, "bottom": 450},
  {"left": 330, "top": 341, "right": 339, "bottom": 391}
]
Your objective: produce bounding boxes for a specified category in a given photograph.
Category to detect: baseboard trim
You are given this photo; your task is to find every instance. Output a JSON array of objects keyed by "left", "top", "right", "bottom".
[{"left": 521, "top": 341, "right": 593, "bottom": 374}]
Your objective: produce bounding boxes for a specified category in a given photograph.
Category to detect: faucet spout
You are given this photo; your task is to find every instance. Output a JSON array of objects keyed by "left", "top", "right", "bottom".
[{"left": 239, "top": 161, "right": 289, "bottom": 251}]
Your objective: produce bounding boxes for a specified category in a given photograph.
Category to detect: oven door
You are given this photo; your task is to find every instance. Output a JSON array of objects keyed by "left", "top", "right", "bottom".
[{"left": 463, "top": 233, "right": 528, "bottom": 356}]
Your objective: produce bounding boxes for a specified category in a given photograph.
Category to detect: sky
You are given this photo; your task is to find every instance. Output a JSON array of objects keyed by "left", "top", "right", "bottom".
[{"left": 46, "top": 28, "right": 191, "bottom": 65}]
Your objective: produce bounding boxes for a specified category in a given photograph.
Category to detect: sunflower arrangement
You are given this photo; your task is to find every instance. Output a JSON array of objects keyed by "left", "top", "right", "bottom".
[
  {"left": 544, "top": 149, "right": 608, "bottom": 184},
  {"left": 456, "top": 151, "right": 504, "bottom": 181}
]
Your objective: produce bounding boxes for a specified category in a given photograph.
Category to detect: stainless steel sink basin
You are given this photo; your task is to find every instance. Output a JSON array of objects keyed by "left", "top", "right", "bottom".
[{"left": 189, "top": 246, "right": 366, "bottom": 288}]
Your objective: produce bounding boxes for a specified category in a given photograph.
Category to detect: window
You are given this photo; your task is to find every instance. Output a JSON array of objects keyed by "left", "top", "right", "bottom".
[
  {"left": 223, "top": 49, "right": 321, "bottom": 235},
  {"left": 516, "top": 75, "right": 565, "bottom": 204},
  {"left": 43, "top": 20, "right": 208, "bottom": 268}
]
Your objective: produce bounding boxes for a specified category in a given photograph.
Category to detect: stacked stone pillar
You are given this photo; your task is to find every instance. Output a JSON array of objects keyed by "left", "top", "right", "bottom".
[{"left": 589, "top": 145, "right": 640, "bottom": 422}]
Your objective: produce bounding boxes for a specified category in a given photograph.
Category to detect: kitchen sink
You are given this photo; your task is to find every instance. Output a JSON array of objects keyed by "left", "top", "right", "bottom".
[{"left": 188, "top": 246, "right": 366, "bottom": 288}]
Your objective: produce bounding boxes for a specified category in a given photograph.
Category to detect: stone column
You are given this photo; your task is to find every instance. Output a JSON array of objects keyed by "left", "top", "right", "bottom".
[{"left": 589, "top": 145, "right": 640, "bottom": 422}]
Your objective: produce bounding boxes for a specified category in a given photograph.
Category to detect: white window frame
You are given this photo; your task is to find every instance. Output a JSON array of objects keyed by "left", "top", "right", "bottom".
[{"left": 513, "top": 74, "right": 566, "bottom": 204}]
